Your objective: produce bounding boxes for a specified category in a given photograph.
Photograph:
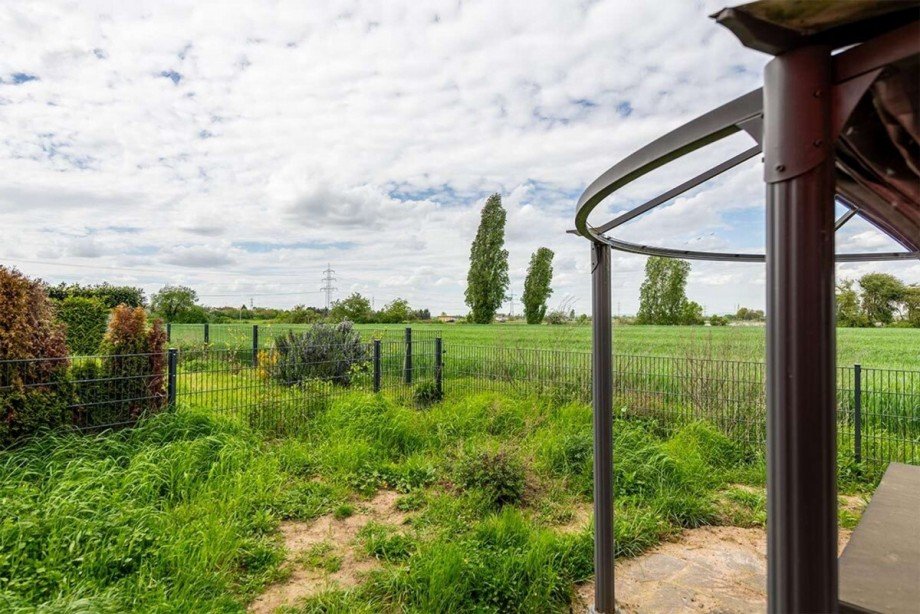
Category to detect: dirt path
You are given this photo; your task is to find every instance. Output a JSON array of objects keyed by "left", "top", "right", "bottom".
[
  {"left": 575, "top": 525, "right": 854, "bottom": 613},
  {"left": 248, "top": 490, "right": 406, "bottom": 614}
]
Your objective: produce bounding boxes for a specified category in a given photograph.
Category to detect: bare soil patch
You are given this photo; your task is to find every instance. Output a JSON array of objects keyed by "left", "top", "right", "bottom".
[
  {"left": 248, "top": 490, "right": 407, "bottom": 614},
  {"left": 575, "top": 525, "right": 853, "bottom": 613}
]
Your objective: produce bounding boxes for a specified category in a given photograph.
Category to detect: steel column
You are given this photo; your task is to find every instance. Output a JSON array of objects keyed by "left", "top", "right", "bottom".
[
  {"left": 764, "top": 45, "right": 838, "bottom": 613},
  {"left": 591, "top": 242, "right": 614, "bottom": 613}
]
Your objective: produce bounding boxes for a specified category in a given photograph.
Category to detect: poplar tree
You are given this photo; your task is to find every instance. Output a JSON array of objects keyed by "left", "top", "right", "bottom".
[
  {"left": 522, "top": 247, "right": 554, "bottom": 324},
  {"left": 465, "top": 193, "right": 510, "bottom": 324}
]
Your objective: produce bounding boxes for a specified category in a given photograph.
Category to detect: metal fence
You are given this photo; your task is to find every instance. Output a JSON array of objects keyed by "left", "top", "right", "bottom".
[
  {"left": 165, "top": 322, "right": 442, "bottom": 350},
  {"left": 2, "top": 339, "right": 917, "bottom": 467}
]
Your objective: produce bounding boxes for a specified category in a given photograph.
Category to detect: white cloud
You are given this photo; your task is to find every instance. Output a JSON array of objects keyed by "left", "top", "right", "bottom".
[{"left": 0, "top": 0, "right": 916, "bottom": 316}]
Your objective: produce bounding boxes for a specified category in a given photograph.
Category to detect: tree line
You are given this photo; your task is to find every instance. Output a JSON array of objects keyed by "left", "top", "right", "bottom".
[{"left": 837, "top": 273, "right": 919, "bottom": 327}]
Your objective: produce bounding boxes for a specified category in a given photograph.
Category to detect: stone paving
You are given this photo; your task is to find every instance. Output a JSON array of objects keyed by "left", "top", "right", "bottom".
[{"left": 577, "top": 526, "right": 853, "bottom": 613}]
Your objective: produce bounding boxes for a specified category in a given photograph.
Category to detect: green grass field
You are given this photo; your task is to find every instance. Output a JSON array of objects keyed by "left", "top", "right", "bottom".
[
  {"left": 0, "top": 389, "right": 874, "bottom": 612},
  {"left": 169, "top": 322, "right": 920, "bottom": 370}
]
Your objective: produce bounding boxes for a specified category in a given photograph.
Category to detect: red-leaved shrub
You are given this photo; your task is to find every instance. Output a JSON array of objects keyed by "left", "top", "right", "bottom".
[
  {"left": 0, "top": 266, "right": 73, "bottom": 443},
  {"left": 84, "top": 306, "right": 167, "bottom": 425}
]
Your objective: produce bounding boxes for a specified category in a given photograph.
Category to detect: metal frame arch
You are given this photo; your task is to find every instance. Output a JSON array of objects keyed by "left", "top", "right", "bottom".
[{"left": 574, "top": 84, "right": 919, "bottom": 262}]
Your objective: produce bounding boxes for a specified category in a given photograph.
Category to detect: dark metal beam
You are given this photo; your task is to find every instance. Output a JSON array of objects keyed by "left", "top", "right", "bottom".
[
  {"left": 581, "top": 234, "right": 920, "bottom": 264},
  {"left": 835, "top": 208, "right": 859, "bottom": 231},
  {"left": 832, "top": 20, "right": 920, "bottom": 84},
  {"left": 575, "top": 89, "right": 763, "bottom": 241},
  {"left": 764, "top": 44, "right": 838, "bottom": 613},
  {"left": 591, "top": 242, "right": 614, "bottom": 614},
  {"left": 593, "top": 145, "right": 761, "bottom": 235}
]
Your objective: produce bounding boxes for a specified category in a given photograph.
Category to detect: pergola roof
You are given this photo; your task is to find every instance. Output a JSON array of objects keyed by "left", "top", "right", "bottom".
[
  {"left": 714, "top": 0, "right": 919, "bottom": 56},
  {"left": 575, "top": 1, "right": 920, "bottom": 258}
]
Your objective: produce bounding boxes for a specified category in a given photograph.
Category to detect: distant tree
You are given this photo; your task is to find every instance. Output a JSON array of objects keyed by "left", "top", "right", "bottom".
[
  {"left": 49, "top": 282, "right": 145, "bottom": 309},
  {"left": 835, "top": 280, "right": 869, "bottom": 327},
  {"left": 734, "top": 307, "right": 765, "bottom": 321},
  {"left": 681, "top": 300, "right": 705, "bottom": 325},
  {"left": 709, "top": 315, "right": 729, "bottom": 327},
  {"left": 377, "top": 298, "right": 413, "bottom": 323},
  {"left": 151, "top": 285, "right": 199, "bottom": 321},
  {"left": 859, "top": 273, "right": 905, "bottom": 325},
  {"left": 465, "top": 193, "right": 510, "bottom": 324},
  {"left": 636, "top": 257, "right": 696, "bottom": 325},
  {"left": 545, "top": 309, "right": 568, "bottom": 325},
  {"left": 903, "top": 285, "right": 920, "bottom": 328},
  {"left": 521, "top": 247, "right": 554, "bottom": 324},
  {"left": 168, "top": 305, "right": 210, "bottom": 324},
  {"left": 413, "top": 308, "right": 431, "bottom": 321},
  {"left": 284, "top": 305, "right": 321, "bottom": 324},
  {"left": 330, "top": 293, "right": 373, "bottom": 323}
]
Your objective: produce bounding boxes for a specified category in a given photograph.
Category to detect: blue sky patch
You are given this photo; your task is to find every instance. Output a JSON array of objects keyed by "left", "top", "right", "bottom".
[
  {"left": 4, "top": 72, "right": 39, "bottom": 85},
  {"left": 160, "top": 70, "right": 182, "bottom": 84}
]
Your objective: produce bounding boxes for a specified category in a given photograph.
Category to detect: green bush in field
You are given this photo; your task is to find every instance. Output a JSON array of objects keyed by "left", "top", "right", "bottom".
[
  {"left": 456, "top": 448, "right": 526, "bottom": 508},
  {"left": 57, "top": 296, "right": 109, "bottom": 355},
  {"left": 272, "top": 322, "right": 369, "bottom": 387},
  {"left": 412, "top": 379, "right": 443, "bottom": 407},
  {"left": 0, "top": 266, "right": 74, "bottom": 444}
]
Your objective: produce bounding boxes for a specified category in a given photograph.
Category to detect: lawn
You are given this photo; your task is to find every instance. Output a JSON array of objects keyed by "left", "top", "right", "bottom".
[
  {"left": 169, "top": 322, "right": 920, "bottom": 370},
  {"left": 0, "top": 389, "right": 873, "bottom": 613}
]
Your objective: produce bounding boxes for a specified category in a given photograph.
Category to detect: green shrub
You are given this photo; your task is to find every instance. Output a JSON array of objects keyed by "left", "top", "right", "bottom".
[
  {"left": 272, "top": 322, "right": 369, "bottom": 387},
  {"left": 413, "top": 379, "right": 443, "bottom": 407},
  {"left": 0, "top": 266, "right": 74, "bottom": 444},
  {"left": 456, "top": 449, "right": 526, "bottom": 507},
  {"left": 57, "top": 296, "right": 109, "bottom": 355}
]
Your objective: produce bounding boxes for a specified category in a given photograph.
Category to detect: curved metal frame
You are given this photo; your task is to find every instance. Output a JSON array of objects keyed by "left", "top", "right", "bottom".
[{"left": 573, "top": 89, "right": 919, "bottom": 262}]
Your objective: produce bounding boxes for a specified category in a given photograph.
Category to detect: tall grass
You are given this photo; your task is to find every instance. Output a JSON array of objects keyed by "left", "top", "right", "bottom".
[
  {"left": 0, "top": 412, "right": 346, "bottom": 612},
  {"left": 1, "top": 389, "right": 876, "bottom": 612}
]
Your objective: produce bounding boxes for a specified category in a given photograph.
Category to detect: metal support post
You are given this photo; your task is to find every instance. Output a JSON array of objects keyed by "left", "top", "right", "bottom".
[
  {"left": 591, "top": 242, "right": 614, "bottom": 613},
  {"left": 764, "top": 44, "right": 837, "bottom": 613}
]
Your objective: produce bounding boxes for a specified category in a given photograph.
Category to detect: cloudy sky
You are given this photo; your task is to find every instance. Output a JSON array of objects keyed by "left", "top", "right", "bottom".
[{"left": 1, "top": 0, "right": 916, "bottom": 316}]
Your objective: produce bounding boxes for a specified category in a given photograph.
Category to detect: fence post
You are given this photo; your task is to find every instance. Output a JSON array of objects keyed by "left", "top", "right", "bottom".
[
  {"left": 404, "top": 327, "right": 413, "bottom": 385},
  {"left": 204, "top": 323, "right": 210, "bottom": 344},
  {"left": 374, "top": 339, "right": 381, "bottom": 393},
  {"left": 854, "top": 363, "right": 862, "bottom": 464},
  {"left": 167, "top": 348, "right": 178, "bottom": 409},
  {"left": 252, "top": 325, "right": 259, "bottom": 368},
  {"left": 166, "top": 322, "right": 171, "bottom": 342},
  {"left": 435, "top": 337, "right": 443, "bottom": 397}
]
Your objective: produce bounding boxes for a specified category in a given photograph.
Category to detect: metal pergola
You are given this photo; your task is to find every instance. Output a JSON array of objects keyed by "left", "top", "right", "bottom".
[{"left": 573, "top": 2, "right": 920, "bottom": 613}]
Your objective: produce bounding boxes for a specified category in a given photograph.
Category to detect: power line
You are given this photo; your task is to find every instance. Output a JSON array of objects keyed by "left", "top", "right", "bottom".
[
  {"left": 321, "top": 263, "right": 337, "bottom": 309},
  {"left": 197, "top": 290, "right": 323, "bottom": 298}
]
